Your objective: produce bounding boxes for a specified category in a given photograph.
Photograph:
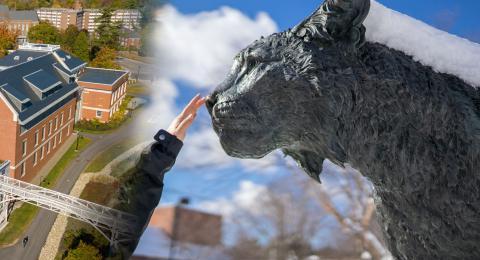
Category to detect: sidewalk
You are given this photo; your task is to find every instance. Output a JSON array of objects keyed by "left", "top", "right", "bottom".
[{"left": 29, "top": 133, "right": 78, "bottom": 186}]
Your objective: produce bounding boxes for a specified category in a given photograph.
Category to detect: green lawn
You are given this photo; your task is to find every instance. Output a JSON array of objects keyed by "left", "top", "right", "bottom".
[
  {"left": 127, "top": 83, "right": 150, "bottom": 96},
  {"left": 85, "top": 138, "right": 141, "bottom": 173},
  {"left": 0, "top": 204, "right": 38, "bottom": 246},
  {"left": 40, "top": 136, "right": 91, "bottom": 189},
  {"left": 0, "top": 136, "right": 91, "bottom": 246}
]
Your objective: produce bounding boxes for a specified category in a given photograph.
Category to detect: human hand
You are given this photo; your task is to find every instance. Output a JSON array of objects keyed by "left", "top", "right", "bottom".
[{"left": 166, "top": 94, "right": 206, "bottom": 141}]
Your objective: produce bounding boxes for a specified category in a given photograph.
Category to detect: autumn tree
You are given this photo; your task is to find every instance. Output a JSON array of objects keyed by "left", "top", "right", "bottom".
[
  {"left": 0, "top": 24, "right": 18, "bottom": 57},
  {"left": 28, "top": 21, "right": 60, "bottom": 44},
  {"left": 61, "top": 25, "right": 80, "bottom": 52},
  {"left": 72, "top": 31, "right": 89, "bottom": 61},
  {"left": 64, "top": 241, "right": 102, "bottom": 260},
  {"left": 89, "top": 47, "right": 121, "bottom": 69}
]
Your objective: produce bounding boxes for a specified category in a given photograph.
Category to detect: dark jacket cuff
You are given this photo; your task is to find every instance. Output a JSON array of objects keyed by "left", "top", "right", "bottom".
[{"left": 153, "top": 129, "right": 183, "bottom": 157}]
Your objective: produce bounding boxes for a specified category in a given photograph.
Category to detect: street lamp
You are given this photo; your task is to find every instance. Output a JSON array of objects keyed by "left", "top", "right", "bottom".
[{"left": 168, "top": 197, "right": 190, "bottom": 260}]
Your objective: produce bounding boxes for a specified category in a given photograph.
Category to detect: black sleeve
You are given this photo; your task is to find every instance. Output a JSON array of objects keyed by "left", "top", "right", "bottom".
[{"left": 115, "top": 129, "right": 183, "bottom": 259}]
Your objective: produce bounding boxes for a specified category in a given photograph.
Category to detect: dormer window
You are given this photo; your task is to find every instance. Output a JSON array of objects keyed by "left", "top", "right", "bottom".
[
  {"left": 66, "top": 55, "right": 71, "bottom": 59},
  {"left": 14, "top": 56, "right": 19, "bottom": 61},
  {"left": 27, "top": 57, "right": 33, "bottom": 61},
  {"left": 23, "top": 69, "right": 62, "bottom": 99}
]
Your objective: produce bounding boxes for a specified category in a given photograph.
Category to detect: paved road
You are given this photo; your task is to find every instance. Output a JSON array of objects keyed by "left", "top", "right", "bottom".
[
  {"left": 0, "top": 119, "right": 139, "bottom": 260},
  {"left": 116, "top": 57, "right": 155, "bottom": 81}
]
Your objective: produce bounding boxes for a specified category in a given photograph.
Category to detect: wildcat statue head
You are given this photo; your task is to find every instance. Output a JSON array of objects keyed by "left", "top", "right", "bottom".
[{"left": 206, "top": 0, "right": 370, "bottom": 181}]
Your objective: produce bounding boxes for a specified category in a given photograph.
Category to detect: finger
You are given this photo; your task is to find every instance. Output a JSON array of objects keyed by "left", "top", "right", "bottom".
[
  {"left": 177, "top": 113, "right": 196, "bottom": 132},
  {"left": 180, "top": 94, "right": 201, "bottom": 118},
  {"left": 194, "top": 97, "right": 206, "bottom": 110}
]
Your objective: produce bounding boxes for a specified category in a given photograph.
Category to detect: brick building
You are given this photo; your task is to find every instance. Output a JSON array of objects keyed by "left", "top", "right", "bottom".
[
  {"left": 132, "top": 206, "right": 227, "bottom": 259},
  {"left": 120, "top": 28, "right": 141, "bottom": 49},
  {"left": 0, "top": 5, "right": 39, "bottom": 44},
  {"left": 0, "top": 43, "right": 129, "bottom": 182},
  {"left": 0, "top": 44, "right": 85, "bottom": 182},
  {"left": 78, "top": 67, "right": 129, "bottom": 122},
  {"left": 36, "top": 8, "right": 83, "bottom": 30}
]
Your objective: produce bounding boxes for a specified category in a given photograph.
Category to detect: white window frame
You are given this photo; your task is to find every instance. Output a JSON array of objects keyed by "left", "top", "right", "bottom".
[
  {"left": 34, "top": 131, "right": 39, "bottom": 146},
  {"left": 22, "top": 139, "right": 27, "bottom": 157},
  {"left": 96, "top": 110, "right": 102, "bottom": 118},
  {"left": 33, "top": 152, "right": 38, "bottom": 166},
  {"left": 20, "top": 163, "right": 26, "bottom": 177}
]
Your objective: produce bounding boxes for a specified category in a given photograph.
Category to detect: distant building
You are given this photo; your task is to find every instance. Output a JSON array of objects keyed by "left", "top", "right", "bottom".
[
  {"left": 36, "top": 5, "right": 141, "bottom": 33},
  {"left": 77, "top": 67, "right": 129, "bottom": 122},
  {"left": 133, "top": 206, "right": 227, "bottom": 260},
  {"left": 36, "top": 8, "right": 83, "bottom": 30},
  {"left": 0, "top": 43, "right": 129, "bottom": 181},
  {"left": 0, "top": 5, "right": 39, "bottom": 44},
  {"left": 83, "top": 9, "right": 140, "bottom": 33},
  {"left": 120, "top": 28, "right": 141, "bottom": 49}
]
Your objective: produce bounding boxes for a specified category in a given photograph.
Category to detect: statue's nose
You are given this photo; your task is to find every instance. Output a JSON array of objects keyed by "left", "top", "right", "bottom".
[{"left": 205, "top": 93, "right": 218, "bottom": 115}]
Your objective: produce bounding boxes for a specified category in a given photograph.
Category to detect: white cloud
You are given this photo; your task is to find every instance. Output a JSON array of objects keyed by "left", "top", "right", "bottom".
[
  {"left": 198, "top": 180, "right": 268, "bottom": 218},
  {"left": 153, "top": 5, "right": 278, "bottom": 87}
]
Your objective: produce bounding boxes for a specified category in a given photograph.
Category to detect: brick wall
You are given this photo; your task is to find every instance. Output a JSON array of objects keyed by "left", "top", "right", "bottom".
[
  {"left": 149, "top": 206, "right": 223, "bottom": 246},
  {"left": 0, "top": 95, "right": 18, "bottom": 178},
  {"left": 78, "top": 73, "right": 128, "bottom": 123},
  {"left": 12, "top": 98, "right": 77, "bottom": 182}
]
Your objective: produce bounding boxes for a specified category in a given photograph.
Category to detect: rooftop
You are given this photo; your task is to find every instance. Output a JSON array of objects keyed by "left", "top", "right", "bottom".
[
  {"left": 0, "top": 5, "right": 38, "bottom": 22},
  {"left": 78, "top": 67, "right": 128, "bottom": 85},
  {"left": 0, "top": 51, "right": 81, "bottom": 127}
]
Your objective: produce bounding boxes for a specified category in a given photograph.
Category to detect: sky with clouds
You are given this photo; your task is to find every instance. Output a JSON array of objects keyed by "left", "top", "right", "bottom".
[{"left": 133, "top": 0, "right": 480, "bottom": 255}]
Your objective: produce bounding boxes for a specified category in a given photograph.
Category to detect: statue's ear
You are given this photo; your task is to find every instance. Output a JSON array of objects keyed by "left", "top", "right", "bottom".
[
  {"left": 283, "top": 148, "right": 324, "bottom": 183},
  {"left": 293, "top": 0, "right": 370, "bottom": 47}
]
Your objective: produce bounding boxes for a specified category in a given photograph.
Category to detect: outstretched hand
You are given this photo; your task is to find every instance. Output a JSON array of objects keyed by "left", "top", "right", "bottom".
[{"left": 167, "top": 94, "right": 206, "bottom": 141}]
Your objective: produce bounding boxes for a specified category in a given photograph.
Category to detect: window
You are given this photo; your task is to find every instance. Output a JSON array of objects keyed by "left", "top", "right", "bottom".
[
  {"left": 20, "top": 163, "right": 26, "bottom": 177},
  {"left": 53, "top": 135, "right": 57, "bottom": 148},
  {"left": 42, "top": 126, "right": 46, "bottom": 140},
  {"left": 61, "top": 113, "right": 64, "bottom": 126},
  {"left": 67, "top": 125, "right": 70, "bottom": 136},
  {"left": 59, "top": 131, "right": 62, "bottom": 144},
  {"left": 96, "top": 111, "right": 102, "bottom": 118},
  {"left": 55, "top": 116, "right": 58, "bottom": 130},
  {"left": 40, "top": 146, "right": 44, "bottom": 160},
  {"left": 22, "top": 140, "right": 27, "bottom": 156},
  {"left": 34, "top": 131, "right": 39, "bottom": 146},
  {"left": 33, "top": 152, "right": 38, "bottom": 166},
  {"left": 49, "top": 121, "right": 53, "bottom": 135},
  {"left": 47, "top": 141, "right": 51, "bottom": 154},
  {"left": 69, "top": 107, "right": 72, "bottom": 119}
]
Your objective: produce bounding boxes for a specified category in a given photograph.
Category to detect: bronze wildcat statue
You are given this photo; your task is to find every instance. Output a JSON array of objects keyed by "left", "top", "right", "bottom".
[{"left": 206, "top": 0, "right": 480, "bottom": 259}]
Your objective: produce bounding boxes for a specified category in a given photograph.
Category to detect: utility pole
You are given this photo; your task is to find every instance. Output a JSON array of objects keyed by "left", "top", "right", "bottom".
[{"left": 168, "top": 197, "right": 190, "bottom": 260}]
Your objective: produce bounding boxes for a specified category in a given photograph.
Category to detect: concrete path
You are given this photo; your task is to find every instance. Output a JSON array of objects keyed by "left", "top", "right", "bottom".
[{"left": 0, "top": 119, "right": 138, "bottom": 260}]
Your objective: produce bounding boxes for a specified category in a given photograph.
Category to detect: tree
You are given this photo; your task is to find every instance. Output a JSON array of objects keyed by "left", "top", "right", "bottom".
[
  {"left": 28, "top": 21, "right": 60, "bottom": 44},
  {"left": 65, "top": 241, "right": 102, "bottom": 260},
  {"left": 0, "top": 23, "right": 18, "bottom": 57},
  {"left": 72, "top": 31, "right": 89, "bottom": 61},
  {"left": 89, "top": 47, "right": 121, "bottom": 69},
  {"left": 94, "top": 8, "right": 121, "bottom": 49},
  {"left": 61, "top": 25, "right": 80, "bottom": 52}
]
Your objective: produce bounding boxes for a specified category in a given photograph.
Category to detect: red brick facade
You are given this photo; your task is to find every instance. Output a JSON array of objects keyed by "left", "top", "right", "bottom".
[
  {"left": 78, "top": 69, "right": 129, "bottom": 123},
  {"left": 149, "top": 206, "right": 223, "bottom": 246},
  {"left": 0, "top": 97, "right": 77, "bottom": 182}
]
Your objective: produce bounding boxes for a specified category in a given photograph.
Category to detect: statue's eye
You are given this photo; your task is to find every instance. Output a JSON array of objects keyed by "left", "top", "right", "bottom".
[{"left": 245, "top": 56, "right": 260, "bottom": 70}]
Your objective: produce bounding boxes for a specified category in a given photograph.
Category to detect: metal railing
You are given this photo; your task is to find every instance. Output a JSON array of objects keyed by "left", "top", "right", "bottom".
[{"left": 0, "top": 167, "right": 138, "bottom": 245}]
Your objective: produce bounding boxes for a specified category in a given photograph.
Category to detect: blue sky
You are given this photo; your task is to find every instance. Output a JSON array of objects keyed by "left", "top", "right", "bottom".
[{"left": 170, "top": 0, "right": 480, "bottom": 42}]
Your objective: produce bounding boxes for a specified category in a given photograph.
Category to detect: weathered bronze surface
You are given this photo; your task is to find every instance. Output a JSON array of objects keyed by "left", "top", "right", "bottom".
[{"left": 206, "top": 0, "right": 480, "bottom": 258}]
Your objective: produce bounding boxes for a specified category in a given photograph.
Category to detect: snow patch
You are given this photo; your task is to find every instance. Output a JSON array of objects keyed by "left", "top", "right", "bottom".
[{"left": 365, "top": 0, "right": 480, "bottom": 87}]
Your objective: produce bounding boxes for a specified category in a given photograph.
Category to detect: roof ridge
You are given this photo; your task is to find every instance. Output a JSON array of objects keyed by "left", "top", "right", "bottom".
[{"left": 0, "top": 52, "right": 51, "bottom": 73}]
